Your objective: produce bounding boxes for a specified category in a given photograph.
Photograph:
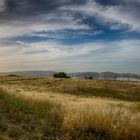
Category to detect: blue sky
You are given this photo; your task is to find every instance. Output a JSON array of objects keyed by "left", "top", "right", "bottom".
[{"left": 0, "top": 0, "right": 140, "bottom": 73}]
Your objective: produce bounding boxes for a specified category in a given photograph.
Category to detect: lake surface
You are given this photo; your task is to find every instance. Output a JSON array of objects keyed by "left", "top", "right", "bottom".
[
  {"left": 116, "top": 77, "right": 140, "bottom": 82},
  {"left": 93, "top": 77, "right": 140, "bottom": 82}
]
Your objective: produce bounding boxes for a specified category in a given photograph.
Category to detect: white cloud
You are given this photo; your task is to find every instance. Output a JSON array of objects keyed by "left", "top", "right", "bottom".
[
  {"left": 0, "top": 39, "right": 140, "bottom": 72},
  {"left": 0, "top": 40, "right": 102, "bottom": 72},
  {"left": 61, "top": 1, "right": 140, "bottom": 31},
  {"left": 0, "top": 13, "right": 89, "bottom": 39}
]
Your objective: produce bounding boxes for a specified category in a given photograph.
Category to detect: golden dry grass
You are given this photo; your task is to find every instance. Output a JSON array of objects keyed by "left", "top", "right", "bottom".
[
  {"left": 1, "top": 76, "right": 140, "bottom": 101},
  {"left": 0, "top": 76, "right": 140, "bottom": 140},
  {"left": 58, "top": 102, "right": 140, "bottom": 140}
]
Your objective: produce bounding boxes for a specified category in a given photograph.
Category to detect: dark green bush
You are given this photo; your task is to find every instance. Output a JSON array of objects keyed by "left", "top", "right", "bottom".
[{"left": 53, "top": 72, "right": 70, "bottom": 78}]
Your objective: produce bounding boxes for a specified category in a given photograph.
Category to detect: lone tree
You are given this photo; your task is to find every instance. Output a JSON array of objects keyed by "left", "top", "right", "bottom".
[
  {"left": 53, "top": 72, "right": 70, "bottom": 78},
  {"left": 89, "top": 77, "right": 93, "bottom": 79}
]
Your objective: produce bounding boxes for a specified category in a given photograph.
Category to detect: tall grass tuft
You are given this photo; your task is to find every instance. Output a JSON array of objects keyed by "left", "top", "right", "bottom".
[{"left": 59, "top": 103, "right": 140, "bottom": 140}]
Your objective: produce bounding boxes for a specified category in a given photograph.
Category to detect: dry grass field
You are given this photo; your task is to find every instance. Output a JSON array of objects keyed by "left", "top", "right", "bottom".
[{"left": 0, "top": 76, "right": 140, "bottom": 140}]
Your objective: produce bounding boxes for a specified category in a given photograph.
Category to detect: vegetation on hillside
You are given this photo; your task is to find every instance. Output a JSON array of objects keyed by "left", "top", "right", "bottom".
[
  {"left": 53, "top": 72, "right": 70, "bottom": 78},
  {"left": 0, "top": 89, "right": 61, "bottom": 140}
]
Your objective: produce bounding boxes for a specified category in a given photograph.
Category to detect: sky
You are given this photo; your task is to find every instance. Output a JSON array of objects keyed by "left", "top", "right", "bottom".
[{"left": 0, "top": 0, "right": 140, "bottom": 73}]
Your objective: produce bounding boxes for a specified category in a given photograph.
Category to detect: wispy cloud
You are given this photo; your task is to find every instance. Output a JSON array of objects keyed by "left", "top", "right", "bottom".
[
  {"left": 0, "top": 0, "right": 140, "bottom": 72},
  {"left": 61, "top": 0, "right": 140, "bottom": 31},
  {"left": 0, "top": 39, "right": 140, "bottom": 72}
]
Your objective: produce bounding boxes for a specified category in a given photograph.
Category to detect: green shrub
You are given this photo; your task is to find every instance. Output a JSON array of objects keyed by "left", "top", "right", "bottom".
[{"left": 53, "top": 72, "right": 70, "bottom": 78}]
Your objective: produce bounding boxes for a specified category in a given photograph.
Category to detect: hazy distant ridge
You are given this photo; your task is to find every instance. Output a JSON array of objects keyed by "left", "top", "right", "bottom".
[
  {"left": 0, "top": 71, "right": 55, "bottom": 77},
  {"left": 68, "top": 72, "right": 140, "bottom": 79},
  {"left": 0, "top": 71, "right": 140, "bottom": 79}
]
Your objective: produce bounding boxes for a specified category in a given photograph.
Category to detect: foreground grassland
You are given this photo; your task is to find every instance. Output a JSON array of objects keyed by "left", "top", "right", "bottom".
[{"left": 0, "top": 76, "right": 140, "bottom": 140}]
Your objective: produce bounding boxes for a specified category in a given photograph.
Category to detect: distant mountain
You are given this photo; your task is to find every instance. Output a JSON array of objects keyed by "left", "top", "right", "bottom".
[
  {"left": 0, "top": 71, "right": 140, "bottom": 79},
  {"left": 0, "top": 71, "right": 56, "bottom": 77},
  {"left": 68, "top": 71, "right": 140, "bottom": 79},
  {"left": 68, "top": 72, "right": 100, "bottom": 78}
]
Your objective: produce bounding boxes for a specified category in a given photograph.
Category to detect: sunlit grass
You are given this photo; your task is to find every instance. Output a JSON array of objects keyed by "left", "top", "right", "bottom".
[
  {"left": 0, "top": 88, "right": 62, "bottom": 139},
  {"left": 0, "top": 87, "right": 140, "bottom": 140},
  {"left": 60, "top": 103, "right": 140, "bottom": 140},
  {"left": 0, "top": 76, "right": 140, "bottom": 101}
]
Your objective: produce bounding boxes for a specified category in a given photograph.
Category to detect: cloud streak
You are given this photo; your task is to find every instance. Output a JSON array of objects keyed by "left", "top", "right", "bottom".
[
  {"left": 0, "top": 39, "right": 140, "bottom": 72},
  {"left": 61, "top": 0, "right": 140, "bottom": 31}
]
